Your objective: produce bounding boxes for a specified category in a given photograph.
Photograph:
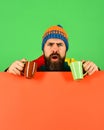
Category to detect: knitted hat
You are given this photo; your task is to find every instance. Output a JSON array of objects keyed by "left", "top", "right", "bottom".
[{"left": 42, "top": 25, "right": 69, "bottom": 51}]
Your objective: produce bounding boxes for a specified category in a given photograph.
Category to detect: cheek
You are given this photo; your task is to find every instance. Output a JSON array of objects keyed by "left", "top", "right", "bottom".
[
  {"left": 59, "top": 48, "right": 66, "bottom": 57},
  {"left": 44, "top": 48, "right": 51, "bottom": 57},
  {"left": 61, "top": 52, "right": 66, "bottom": 57}
]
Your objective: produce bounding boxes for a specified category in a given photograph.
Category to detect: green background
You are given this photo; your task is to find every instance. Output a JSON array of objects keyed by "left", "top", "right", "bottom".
[{"left": 0, "top": 0, "right": 104, "bottom": 71}]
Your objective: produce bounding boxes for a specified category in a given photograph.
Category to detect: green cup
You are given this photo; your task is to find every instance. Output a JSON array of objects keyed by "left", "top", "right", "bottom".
[{"left": 70, "top": 61, "right": 85, "bottom": 80}]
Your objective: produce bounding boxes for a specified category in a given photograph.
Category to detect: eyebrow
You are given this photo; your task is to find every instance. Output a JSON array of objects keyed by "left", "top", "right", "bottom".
[
  {"left": 47, "top": 42, "right": 64, "bottom": 44},
  {"left": 48, "top": 42, "right": 54, "bottom": 44},
  {"left": 57, "top": 42, "right": 63, "bottom": 44}
]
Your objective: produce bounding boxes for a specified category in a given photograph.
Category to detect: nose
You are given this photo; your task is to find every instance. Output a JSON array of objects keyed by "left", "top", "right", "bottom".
[{"left": 52, "top": 44, "right": 59, "bottom": 53}]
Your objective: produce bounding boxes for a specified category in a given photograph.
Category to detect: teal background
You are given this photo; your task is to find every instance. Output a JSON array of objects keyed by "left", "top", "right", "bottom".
[{"left": 0, "top": 0, "right": 104, "bottom": 71}]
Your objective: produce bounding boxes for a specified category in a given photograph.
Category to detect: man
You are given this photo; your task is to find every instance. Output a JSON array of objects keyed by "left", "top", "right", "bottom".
[{"left": 6, "top": 25, "right": 99, "bottom": 75}]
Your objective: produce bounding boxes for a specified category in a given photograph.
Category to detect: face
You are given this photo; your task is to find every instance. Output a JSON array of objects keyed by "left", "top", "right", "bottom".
[{"left": 43, "top": 38, "right": 66, "bottom": 71}]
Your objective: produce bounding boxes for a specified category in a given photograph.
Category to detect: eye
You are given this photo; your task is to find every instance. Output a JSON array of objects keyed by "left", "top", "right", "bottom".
[
  {"left": 48, "top": 43, "right": 53, "bottom": 46},
  {"left": 57, "top": 43, "right": 63, "bottom": 47}
]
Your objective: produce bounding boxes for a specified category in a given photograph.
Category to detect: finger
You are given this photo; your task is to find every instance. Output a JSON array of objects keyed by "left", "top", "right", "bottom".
[
  {"left": 7, "top": 69, "right": 17, "bottom": 75},
  {"left": 86, "top": 62, "right": 94, "bottom": 71},
  {"left": 83, "top": 61, "right": 90, "bottom": 67},
  {"left": 87, "top": 64, "right": 98, "bottom": 75},
  {"left": 8, "top": 68, "right": 21, "bottom": 75},
  {"left": 86, "top": 64, "right": 94, "bottom": 75},
  {"left": 15, "top": 64, "right": 24, "bottom": 71},
  {"left": 88, "top": 67, "right": 96, "bottom": 75},
  {"left": 83, "top": 61, "right": 92, "bottom": 71},
  {"left": 15, "top": 60, "right": 25, "bottom": 68},
  {"left": 12, "top": 68, "right": 21, "bottom": 75}
]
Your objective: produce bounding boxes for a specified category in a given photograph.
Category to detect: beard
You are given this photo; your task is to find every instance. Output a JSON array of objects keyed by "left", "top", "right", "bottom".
[{"left": 44, "top": 52, "right": 66, "bottom": 71}]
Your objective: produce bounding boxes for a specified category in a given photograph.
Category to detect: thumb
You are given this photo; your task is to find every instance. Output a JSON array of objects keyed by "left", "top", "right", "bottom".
[
  {"left": 81, "top": 60, "right": 86, "bottom": 64},
  {"left": 21, "top": 58, "right": 27, "bottom": 63}
]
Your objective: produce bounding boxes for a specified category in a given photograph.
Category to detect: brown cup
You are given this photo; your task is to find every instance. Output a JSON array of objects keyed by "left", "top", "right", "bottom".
[{"left": 23, "top": 61, "right": 37, "bottom": 78}]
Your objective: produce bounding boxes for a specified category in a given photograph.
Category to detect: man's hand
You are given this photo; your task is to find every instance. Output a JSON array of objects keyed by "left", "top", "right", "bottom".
[
  {"left": 82, "top": 60, "right": 99, "bottom": 75},
  {"left": 7, "top": 58, "right": 27, "bottom": 75}
]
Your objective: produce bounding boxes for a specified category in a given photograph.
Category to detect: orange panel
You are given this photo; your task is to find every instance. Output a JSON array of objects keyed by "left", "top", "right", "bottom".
[{"left": 0, "top": 71, "right": 104, "bottom": 130}]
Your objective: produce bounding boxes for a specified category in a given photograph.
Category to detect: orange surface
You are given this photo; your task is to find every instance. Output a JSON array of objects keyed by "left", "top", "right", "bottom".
[{"left": 0, "top": 71, "right": 104, "bottom": 130}]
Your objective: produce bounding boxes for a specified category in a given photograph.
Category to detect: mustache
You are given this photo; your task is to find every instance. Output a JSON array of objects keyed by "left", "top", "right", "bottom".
[{"left": 50, "top": 53, "right": 60, "bottom": 57}]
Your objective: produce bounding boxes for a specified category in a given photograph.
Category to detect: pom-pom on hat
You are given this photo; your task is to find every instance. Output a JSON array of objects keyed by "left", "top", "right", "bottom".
[{"left": 42, "top": 25, "right": 69, "bottom": 51}]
